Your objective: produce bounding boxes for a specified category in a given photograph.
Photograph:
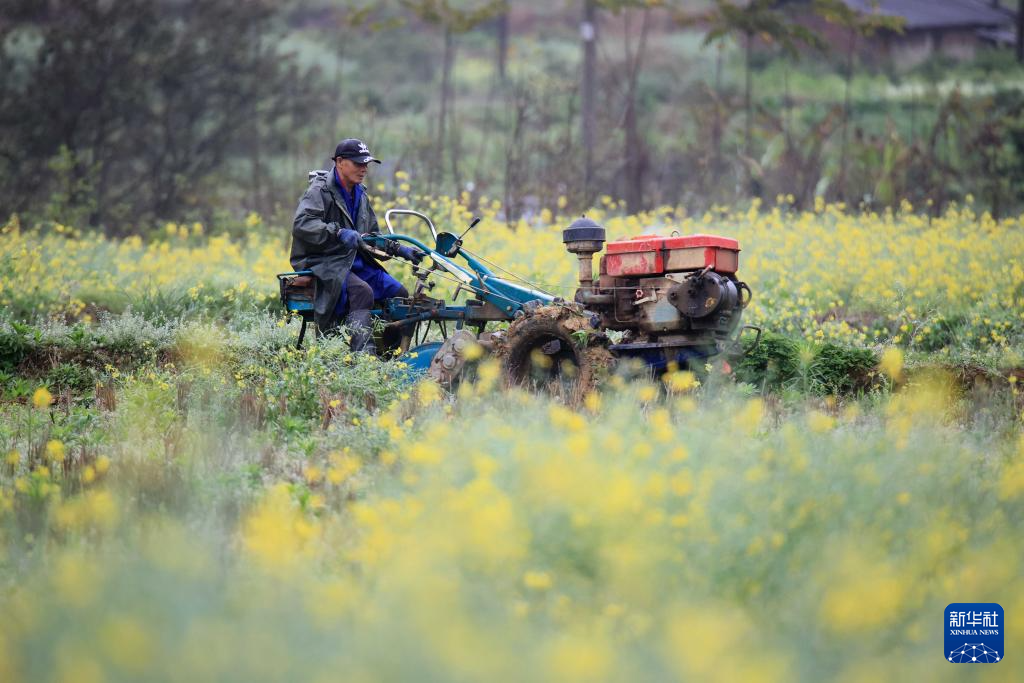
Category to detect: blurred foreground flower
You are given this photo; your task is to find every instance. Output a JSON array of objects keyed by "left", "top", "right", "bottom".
[
  {"left": 32, "top": 387, "right": 52, "bottom": 409},
  {"left": 45, "top": 440, "right": 65, "bottom": 463},
  {"left": 880, "top": 347, "right": 904, "bottom": 382}
]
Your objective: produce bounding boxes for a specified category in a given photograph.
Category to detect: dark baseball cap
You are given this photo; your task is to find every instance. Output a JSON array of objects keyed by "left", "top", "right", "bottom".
[{"left": 333, "top": 138, "right": 381, "bottom": 164}]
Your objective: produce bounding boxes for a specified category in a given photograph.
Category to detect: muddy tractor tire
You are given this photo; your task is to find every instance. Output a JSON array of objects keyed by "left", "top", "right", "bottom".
[{"left": 498, "top": 306, "right": 614, "bottom": 400}]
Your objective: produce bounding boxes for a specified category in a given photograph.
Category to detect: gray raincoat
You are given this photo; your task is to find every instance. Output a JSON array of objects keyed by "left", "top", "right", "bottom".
[{"left": 290, "top": 169, "right": 384, "bottom": 331}]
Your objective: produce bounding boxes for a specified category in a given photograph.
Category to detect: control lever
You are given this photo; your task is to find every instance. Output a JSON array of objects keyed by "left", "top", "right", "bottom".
[
  {"left": 412, "top": 262, "right": 431, "bottom": 298},
  {"left": 412, "top": 259, "right": 443, "bottom": 299},
  {"left": 459, "top": 216, "right": 482, "bottom": 239}
]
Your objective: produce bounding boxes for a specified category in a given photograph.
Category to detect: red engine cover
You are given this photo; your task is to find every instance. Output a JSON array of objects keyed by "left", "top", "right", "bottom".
[{"left": 604, "top": 233, "right": 740, "bottom": 277}]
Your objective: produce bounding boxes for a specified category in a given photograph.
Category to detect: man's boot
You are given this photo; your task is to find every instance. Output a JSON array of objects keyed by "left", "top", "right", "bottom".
[
  {"left": 344, "top": 309, "right": 375, "bottom": 355},
  {"left": 316, "top": 314, "right": 342, "bottom": 339}
]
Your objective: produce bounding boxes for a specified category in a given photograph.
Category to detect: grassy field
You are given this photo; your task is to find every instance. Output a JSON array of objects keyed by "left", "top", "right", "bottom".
[{"left": 1, "top": 199, "right": 1023, "bottom": 681}]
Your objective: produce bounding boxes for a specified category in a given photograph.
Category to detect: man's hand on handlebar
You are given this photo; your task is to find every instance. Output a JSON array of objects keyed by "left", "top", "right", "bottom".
[
  {"left": 377, "top": 237, "right": 424, "bottom": 265},
  {"left": 337, "top": 227, "right": 360, "bottom": 249},
  {"left": 396, "top": 245, "right": 425, "bottom": 264}
]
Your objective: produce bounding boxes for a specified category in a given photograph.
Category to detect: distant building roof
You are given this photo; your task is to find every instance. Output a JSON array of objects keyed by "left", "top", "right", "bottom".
[
  {"left": 977, "top": 25, "right": 1018, "bottom": 44},
  {"left": 843, "top": 0, "right": 1015, "bottom": 30}
]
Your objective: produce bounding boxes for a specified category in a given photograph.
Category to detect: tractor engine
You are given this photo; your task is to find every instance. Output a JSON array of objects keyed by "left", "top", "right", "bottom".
[{"left": 563, "top": 217, "right": 751, "bottom": 367}]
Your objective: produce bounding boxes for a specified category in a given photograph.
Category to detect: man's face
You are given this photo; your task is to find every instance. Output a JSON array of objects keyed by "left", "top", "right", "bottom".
[{"left": 336, "top": 157, "right": 369, "bottom": 188}]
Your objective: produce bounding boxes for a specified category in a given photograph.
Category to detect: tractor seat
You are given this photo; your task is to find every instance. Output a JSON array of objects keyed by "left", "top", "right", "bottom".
[
  {"left": 277, "top": 271, "right": 316, "bottom": 309},
  {"left": 277, "top": 270, "right": 317, "bottom": 348},
  {"left": 279, "top": 273, "right": 315, "bottom": 303}
]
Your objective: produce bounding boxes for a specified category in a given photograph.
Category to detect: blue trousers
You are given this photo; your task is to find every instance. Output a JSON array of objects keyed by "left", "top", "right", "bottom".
[{"left": 334, "top": 255, "right": 408, "bottom": 315}]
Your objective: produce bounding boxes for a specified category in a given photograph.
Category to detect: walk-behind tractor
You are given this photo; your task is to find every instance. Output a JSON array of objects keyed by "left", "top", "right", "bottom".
[{"left": 278, "top": 210, "right": 757, "bottom": 395}]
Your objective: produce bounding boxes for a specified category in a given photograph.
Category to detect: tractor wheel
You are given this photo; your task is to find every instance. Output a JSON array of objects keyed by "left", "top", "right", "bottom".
[{"left": 498, "top": 306, "right": 614, "bottom": 401}]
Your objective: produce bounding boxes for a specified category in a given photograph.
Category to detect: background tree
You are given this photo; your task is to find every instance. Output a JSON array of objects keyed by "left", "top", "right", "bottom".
[
  {"left": 602, "top": 0, "right": 658, "bottom": 211},
  {"left": 0, "top": 0, "right": 321, "bottom": 233},
  {"left": 0, "top": 0, "right": 161, "bottom": 228},
  {"left": 580, "top": 0, "right": 599, "bottom": 203},
  {"left": 812, "top": 0, "right": 903, "bottom": 202},
  {"left": 400, "top": 0, "right": 505, "bottom": 195},
  {"left": 702, "top": 0, "right": 826, "bottom": 160},
  {"left": 1018, "top": 0, "right": 1023, "bottom": 63},
  {"left": 579, "top": 0, "right": 659, "bottom": 208},
  {"left": 493, "top": 0, "right": 510, "bottom": 82},
  {"left": 3, "top": 0, "right": 1024, "bottom": 227}
]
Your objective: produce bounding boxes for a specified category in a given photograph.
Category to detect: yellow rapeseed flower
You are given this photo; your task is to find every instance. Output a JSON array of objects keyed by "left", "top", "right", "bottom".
[
  {"left": 242, "top": 484, "right": 319, "bottom": 574},
  {"left": 51, "top": 552, "right": 102, "bottom": 608},
  {"left": 45, "top": 439, "right": 65, "bottom": 463},
  {"left": 880, "top": 347, "right": 904, "bottom": 382},
  {"left": 807, "top": 411, "right": 836, "bottom": 433},
  {"left": 32, "top": 387, "right": 53, "bottom": 409},
  {"left": 637, "top": 385, "right": 658, "bottom": 402},
  {"left": 99, "top": 615, "right": 155, "bottom": 674},
  {"left": 545, "top": 633, "right": 612, "bottom": 682},
  {"left": 669, "top": 470, "right": 694, "bottom": 497},
  {"left": 416, "top": 379, "right": 442, "bottom": 406},
  {"left": 997, "top": 458, "right": 1024, "bottom": 501},
  {"left": 820, "top": 550, "right": 908, "bottom": 633},
  {"left": 522, "top": 570, "right": 553, "bottom": 590},
  {"left": 663, "top": 370, "right": 700, "bottom": 393}
]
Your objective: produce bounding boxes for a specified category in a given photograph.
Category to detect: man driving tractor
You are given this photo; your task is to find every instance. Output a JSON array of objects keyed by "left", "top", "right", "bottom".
[{"left": 290, "top": 138, "right": 423, "bottom": 353}]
